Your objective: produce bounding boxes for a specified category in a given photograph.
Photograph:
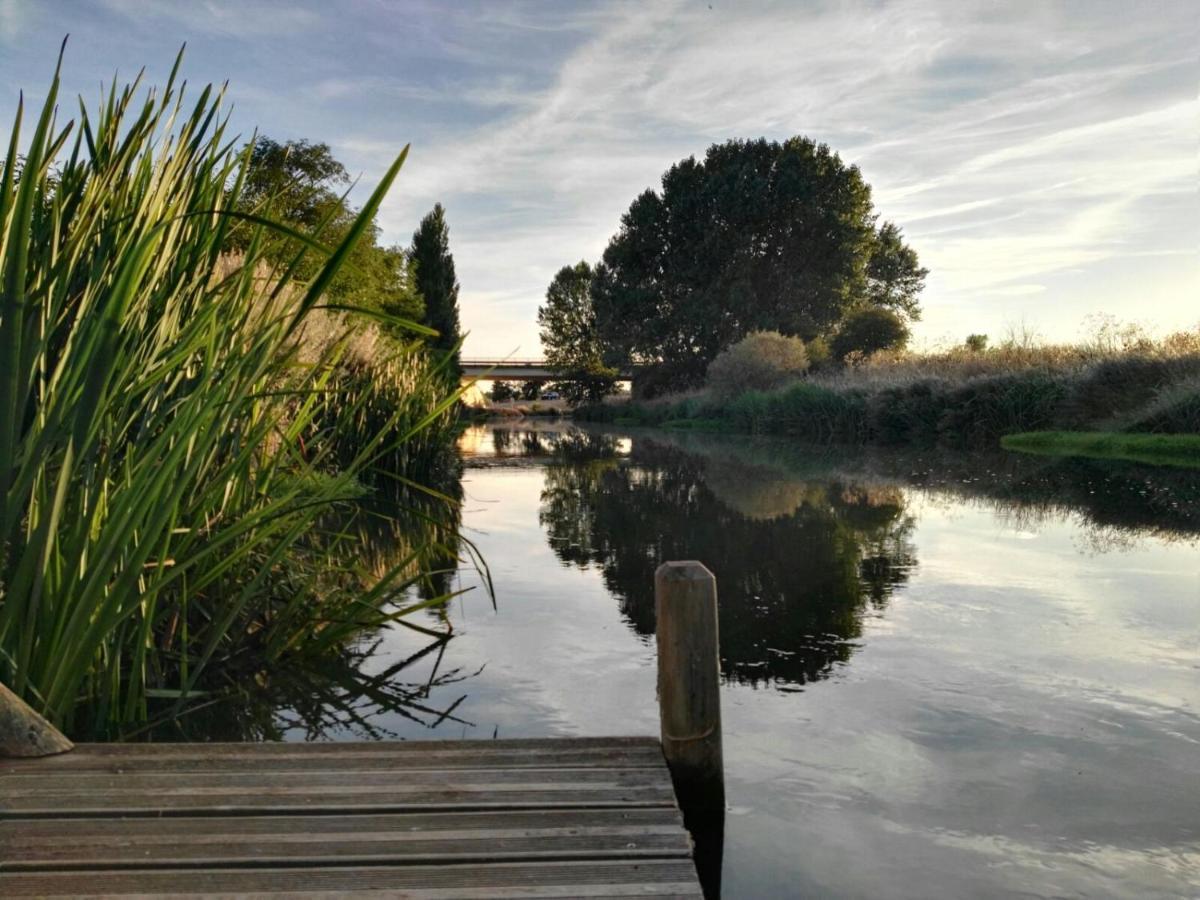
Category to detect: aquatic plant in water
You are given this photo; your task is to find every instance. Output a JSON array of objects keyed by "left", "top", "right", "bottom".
[{"left": 0, "top": 48, "right": 464, "bottom": 735}]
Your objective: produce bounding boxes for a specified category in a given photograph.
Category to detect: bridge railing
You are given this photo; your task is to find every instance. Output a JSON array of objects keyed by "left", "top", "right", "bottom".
[{"left": 460, "top": 358, "right": 549, "bottom": 367}]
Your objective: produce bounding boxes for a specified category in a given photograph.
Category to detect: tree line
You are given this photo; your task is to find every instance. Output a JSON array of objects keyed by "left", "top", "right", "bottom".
[
  {"left": 231, "top": 137, "right": 462, "bottom": 375},
  {"left": 538, "top": 136, "right": 927, "bottom": 399}
]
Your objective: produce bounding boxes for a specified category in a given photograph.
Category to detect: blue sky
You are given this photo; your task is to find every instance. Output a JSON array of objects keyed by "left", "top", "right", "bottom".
[{"left": 1, "top": 0, "right": 1196, "bottom": 355}]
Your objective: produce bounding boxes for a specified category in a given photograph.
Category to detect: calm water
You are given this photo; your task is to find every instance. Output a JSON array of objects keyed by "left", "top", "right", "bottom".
[{"left": 225, "top": 424, "right": 1200, "bottom": 898}]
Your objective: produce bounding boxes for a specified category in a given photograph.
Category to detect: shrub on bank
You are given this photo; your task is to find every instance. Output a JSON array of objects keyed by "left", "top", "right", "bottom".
[
  {"left": 830, "top": 308, "right": 910, "bottom": 361},
  {"left": 706, "top": 331, "right": 810, "bottom": 399}
]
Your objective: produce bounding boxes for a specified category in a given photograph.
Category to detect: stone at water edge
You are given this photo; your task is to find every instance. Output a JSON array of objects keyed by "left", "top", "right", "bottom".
[{"left": 0, "top": 681, "right": 74, "bottom": 757}]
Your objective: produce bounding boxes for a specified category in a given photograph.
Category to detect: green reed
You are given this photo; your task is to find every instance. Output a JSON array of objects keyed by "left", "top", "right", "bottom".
[{"left": 0, "top": 50, "right": 462, "bottom": 734}]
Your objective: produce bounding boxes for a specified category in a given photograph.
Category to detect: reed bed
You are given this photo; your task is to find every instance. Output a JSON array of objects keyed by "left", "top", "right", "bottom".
[
  {"left": 579, "top": 328, "right": 1200, "bottom": 448},
  {"left": 0, "top": 52, "right": 462, "bottom": 735},
  {"left": 817, "top": 327, "right": 1200, "bottom": 390}
]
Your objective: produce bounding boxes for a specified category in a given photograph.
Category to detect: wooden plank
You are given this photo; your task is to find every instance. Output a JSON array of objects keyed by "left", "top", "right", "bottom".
[
  {"left": 0, "top": 860, "right": 705, "bottom": 897},
  {"left": 6, "top": 827, "right": 691, "bottom": 870},
  {"left": 4, "top": 807, "right": 683, "bottom": 841},
  {"left": 7, "top": 843, "right": 692, "bottom": 873},
  {"left": 4, "top": 810, "right": 692, "bottom": 871},
  {"left": 1, "top": 766, "right": 667, "bottom": 794},
  {"left": 0, "top": 740, "right": 665, "bottom": 774},
  {"left": 1, "top": 736, "right": 660, "bottom": 758},
  {"left": 1, "top": 748, "right": 665, "bottom": 774},
  {"left": 2, "top": 785, "right": 678, "bottom": 817}
]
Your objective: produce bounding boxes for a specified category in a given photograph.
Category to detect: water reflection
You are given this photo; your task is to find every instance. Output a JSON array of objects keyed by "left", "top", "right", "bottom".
[
  {"left": 468, "top": 425, "right": 1199, "bottom": 898},
  {"left": 144, "top": 421, "right": 1199, "bottom": 743},
  {"left": 141, "top": 455, "right": 475, "bottom": 742},
  {"left": 650, "top": 427, "right": 1200, "bottom": 543},
  {"left": 143, "top": 422, "right": 1199, "bottom": 898},
  {"left": 465, "top": 423, "right": 628, "bottom": 463},
  {"left": 538, "top": 440, "right": 916, "bottom": 687},
  {"left": 146, "top": 632, "right": 481, "bottom": 742}
]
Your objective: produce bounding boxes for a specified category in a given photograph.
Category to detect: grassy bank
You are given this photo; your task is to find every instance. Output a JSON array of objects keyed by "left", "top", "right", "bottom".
[
  {"left": 1001, "top": 432, "right": 1200, "bottom": 469},
  {"left": 0, "top": 57, "right": 462, "bottom": 735},
  {"left": 579, "top": 335, "right": 1200, "bottom": 451}
]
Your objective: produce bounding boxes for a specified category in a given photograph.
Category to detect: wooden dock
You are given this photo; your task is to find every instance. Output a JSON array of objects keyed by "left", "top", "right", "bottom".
[
  {"left": 0, "top": 564, "right": 724, "bottom": 896},
  {"left": 0, "top": 736, "right": 704, "bottom": 898}
]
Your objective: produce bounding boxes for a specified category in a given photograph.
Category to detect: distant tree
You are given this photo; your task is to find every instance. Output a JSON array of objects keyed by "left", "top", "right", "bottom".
[
  {"left": 591, "top": 137, "right": 926, "bottom": 391},
  {"left": 411, "top": 203, "right": 462, "bottom": 373},
  {"left": 831, "top": 308, "right": 910, "bottom": 361},
  {"left": 965, "top": 333, "right": 989, "bottom": 352},
  {"left": 521, "top": 380, "right": 542, "bottom": 400},
  {"left": 537, "top": 261, "right": 618, "bottom": 404},
  {"left": 706, "top": 331, "right": 810, "bottom": 400},
  {"left": 489, "top": 380, "right": 518, "bottom": 402},
  {"left": 232, "top": 137, "right": 424, "bottom": 324}
]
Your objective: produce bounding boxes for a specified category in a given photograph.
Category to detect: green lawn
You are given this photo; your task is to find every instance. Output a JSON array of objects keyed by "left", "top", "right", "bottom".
[{"left": 1001, "top": 431, "right": 1200, "bottom": 469}]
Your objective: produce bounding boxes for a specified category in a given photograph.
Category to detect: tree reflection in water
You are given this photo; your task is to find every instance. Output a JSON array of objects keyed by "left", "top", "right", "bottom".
[
  {"left": 538, "top": 438, "right": 916, "bottom": 687},
  {"left": 157, "top": 423, "right": 1198, "bottom": 743},
  {"left": 139, "top": 455, "right": 477, "bottom": 743}
]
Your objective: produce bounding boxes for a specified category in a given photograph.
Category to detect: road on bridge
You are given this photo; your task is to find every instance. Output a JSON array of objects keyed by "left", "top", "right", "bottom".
[{"left": 460, "top": 359, "right": 635, "bottom": 382}]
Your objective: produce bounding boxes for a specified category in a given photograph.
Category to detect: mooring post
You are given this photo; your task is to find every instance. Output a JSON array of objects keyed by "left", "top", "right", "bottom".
[
  {"left": 0, "top": 681, "right": 73, "bottom": 758},
  {"left": 655, "top": 560, "right": 724, "bottom": 812}
]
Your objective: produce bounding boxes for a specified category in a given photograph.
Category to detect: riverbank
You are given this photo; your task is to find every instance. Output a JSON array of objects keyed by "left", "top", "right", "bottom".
[
  {"left": 1002, "top": 431, "right": 1200, "bottom": 468},
  {"left": 577, "top": 338, "right": 1200, "bottom": 456},
  {"left": 612, "top": 425, "right": 1200, "bottom": 536}
]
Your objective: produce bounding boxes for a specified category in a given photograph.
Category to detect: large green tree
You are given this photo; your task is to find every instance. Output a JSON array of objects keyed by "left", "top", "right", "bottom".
[
  {"left": 411, "top": 203, "right": 462, "bottom": 373},
  {"left": 537, "top": 261, "right": 618, "bottom": 404},
  {"left": 591, "top": 137, "right": 926, "bottom": 391},
  {"left": 232, "top": 138, "right": 423, "bottom": 326}
]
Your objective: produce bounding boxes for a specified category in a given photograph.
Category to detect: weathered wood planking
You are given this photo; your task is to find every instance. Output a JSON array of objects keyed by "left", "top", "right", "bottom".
[
  {"left": 0, "top": 737, "right": 703, "bottom": 898},
  {"left": 1, "top": 861, "right": 705, "bottom": 898}
]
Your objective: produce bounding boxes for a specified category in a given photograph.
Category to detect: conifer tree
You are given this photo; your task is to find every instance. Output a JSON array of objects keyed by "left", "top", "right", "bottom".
[{"left": 411, "top": 203, "right": 462, "bottom": 374}]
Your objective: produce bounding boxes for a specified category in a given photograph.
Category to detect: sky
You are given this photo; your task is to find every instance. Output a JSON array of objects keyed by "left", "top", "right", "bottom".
[{"left": 0, "top": 0, "right": 1196, "bottom": 356}]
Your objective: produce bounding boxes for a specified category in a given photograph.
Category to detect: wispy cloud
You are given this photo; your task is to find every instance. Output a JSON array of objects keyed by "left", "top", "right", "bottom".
[
  {"left": 0, "top": 0, "right": 25, "bottom": 43},
  {"left": 1, "top": 0, "right": 1195, "bottom": 352},
  {"left": 96, "top": 0, "right": 321, "bottom": 37},
  {"left": 346, "top": 0, "right": 1196, "bottom": 351}
]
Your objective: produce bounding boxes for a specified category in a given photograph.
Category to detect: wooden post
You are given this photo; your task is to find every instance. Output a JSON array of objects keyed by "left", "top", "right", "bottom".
[
  {"left": 655, "top": 560, "right": 724, "bottom": 812},
  {"left": 0, "top": 681, "right": 73, "bottom": 758}
]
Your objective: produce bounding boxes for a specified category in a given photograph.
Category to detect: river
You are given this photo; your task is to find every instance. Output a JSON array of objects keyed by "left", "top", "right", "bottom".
[{"left": 226, "top": 423, "right": 1200, "bottom": 898}]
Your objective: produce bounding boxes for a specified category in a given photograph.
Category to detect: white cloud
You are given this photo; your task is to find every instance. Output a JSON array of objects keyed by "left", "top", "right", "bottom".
[
  {"left": 7, "top": 0, "right": 1195, "bottom": 353},
  {"left": 351, "top": 0, "right": 1197, "bottom": 353}
]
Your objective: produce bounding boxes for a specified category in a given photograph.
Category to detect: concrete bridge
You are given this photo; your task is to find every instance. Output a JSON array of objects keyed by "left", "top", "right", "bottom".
[{"left": 461, "top": 358, "right": 635, "bottom": 383}]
